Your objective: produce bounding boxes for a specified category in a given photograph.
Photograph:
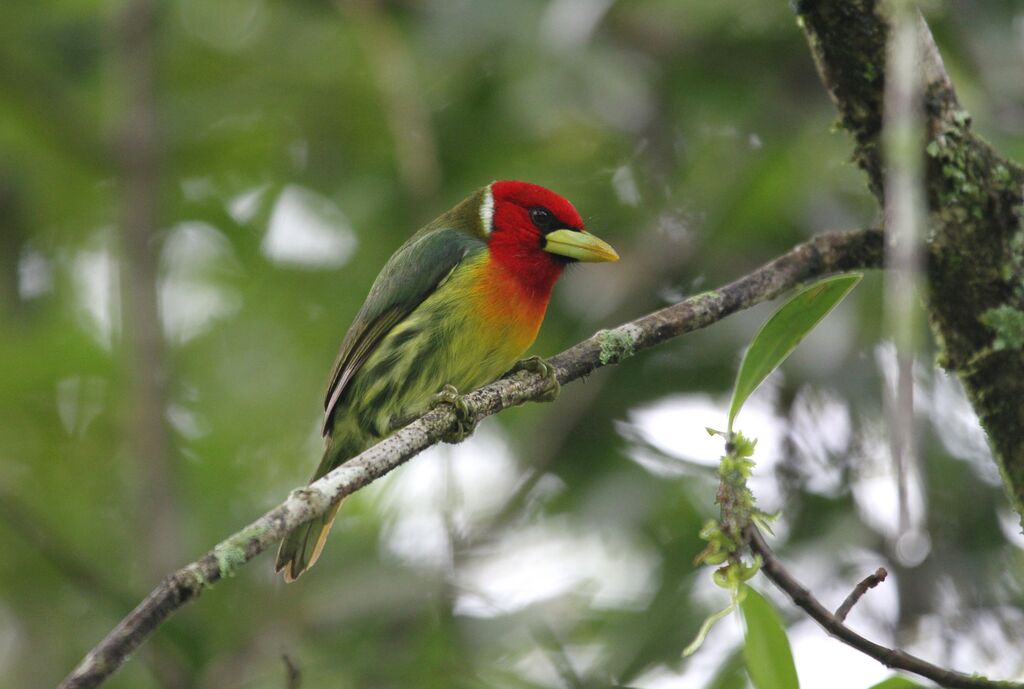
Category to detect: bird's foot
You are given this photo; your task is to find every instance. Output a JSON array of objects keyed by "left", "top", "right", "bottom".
[
  {"left": 430, "top": 384, "right": 477, "bottom": 443},
  {"left": 507, "top": 356, "right": 560, "bottom": 403}
]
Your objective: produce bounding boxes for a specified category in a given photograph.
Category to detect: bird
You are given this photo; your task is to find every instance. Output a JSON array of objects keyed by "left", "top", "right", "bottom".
[{"left": 275, "top": 180, "right": 619, "bottom": 581}]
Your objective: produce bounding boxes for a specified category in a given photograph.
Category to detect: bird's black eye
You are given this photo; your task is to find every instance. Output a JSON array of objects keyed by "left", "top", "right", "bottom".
[{"left": 529, "top": 206, "right": 559, "bottom": 234}]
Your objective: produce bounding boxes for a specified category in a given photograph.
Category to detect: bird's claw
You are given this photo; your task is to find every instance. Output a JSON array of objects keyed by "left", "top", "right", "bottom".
[
  {"left": 430, "top": 384, "right": 476, "bottom": 443},
  {"left": 507, "top": 356, "right": 560, "bottom": 403}
]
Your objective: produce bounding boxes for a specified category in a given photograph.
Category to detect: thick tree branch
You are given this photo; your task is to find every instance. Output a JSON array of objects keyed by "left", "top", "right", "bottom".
[
  {"left": 56, "top": 228, "right": 883, "bottom": 689},
  {"left": 748, "top": 527, "right": 1023, "bottom": 689},
  {"left": 796, "top": 0, "right": 1024, "bottom": 520}
]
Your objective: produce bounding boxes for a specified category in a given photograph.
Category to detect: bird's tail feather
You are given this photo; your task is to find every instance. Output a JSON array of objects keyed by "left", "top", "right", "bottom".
[
  {"left": 275, "top": 499, "right": 343, "bottom": 582},
  {"left": 276, "top": 428, "right": 363, "bottom": 582}
]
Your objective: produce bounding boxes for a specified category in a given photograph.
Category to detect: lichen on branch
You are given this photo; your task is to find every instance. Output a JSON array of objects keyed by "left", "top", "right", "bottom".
[{"left": 796, "top": 0, "right": 1024, "bottom": 522}]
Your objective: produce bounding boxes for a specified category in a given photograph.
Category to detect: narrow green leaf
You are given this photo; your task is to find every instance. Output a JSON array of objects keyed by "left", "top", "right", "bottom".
[
  {"left": 728, "top": 273, "right": 861, "bottom": 431},
  {"left": 865, "top": 677, "right": 926, "bottom": 689},
  {"left": 740, "top": 585, "right": 799, "bottom": 689}
]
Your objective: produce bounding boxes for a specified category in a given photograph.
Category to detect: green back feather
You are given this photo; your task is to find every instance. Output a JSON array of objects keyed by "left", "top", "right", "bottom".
[{"left": 323, "top": 189, "right": 489, "bottom": 431}]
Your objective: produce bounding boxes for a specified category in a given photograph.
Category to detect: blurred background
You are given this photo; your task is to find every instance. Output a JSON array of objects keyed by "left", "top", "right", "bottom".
[{"left": 2, "top": 1, "right": 1024, "bottom": 688}]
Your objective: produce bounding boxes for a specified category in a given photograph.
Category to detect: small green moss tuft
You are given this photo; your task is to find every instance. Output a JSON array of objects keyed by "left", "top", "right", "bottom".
[
  {"left": 691, "top": 289, "right": 721, "bottom": 303},
  {"left": 237, "top": 522, "right": 270, "bottom": 543},
  {"left": 980, "top": 305, "right": 1024, "bottom": 351},
  {"left": 942, "top": 164, "right": 965, "bottom": 182},
  {"left": 597, "top": 324, "right": 641, "bottom": 365},
  {"left": 214, "top": 542, "right": 247, "bottom": 578},
  {"left": 213, "top": 523, "right": 268, "bottom": 578},
  {"left": 190, "top": 565, "right": 206, "bottom": 589}
]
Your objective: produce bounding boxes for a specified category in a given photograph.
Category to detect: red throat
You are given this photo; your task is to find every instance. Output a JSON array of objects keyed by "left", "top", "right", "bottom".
[
  {"left": 486, "top": 230, "right": 564, "bottom": 304},
  {"left": 485, "top": 180, "right": 584, "bottom": 304}
]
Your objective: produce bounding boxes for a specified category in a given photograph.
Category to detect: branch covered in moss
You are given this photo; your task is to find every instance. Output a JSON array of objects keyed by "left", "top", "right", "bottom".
[
  {"left": 748, "top": 527, "right": 1023, "bottom": 689},
  {"left": 796, "top": 0, "right": 1024, "bottom": 521},
  {"left": 56, "top": 228, "right": 883, "bottom": 689}
]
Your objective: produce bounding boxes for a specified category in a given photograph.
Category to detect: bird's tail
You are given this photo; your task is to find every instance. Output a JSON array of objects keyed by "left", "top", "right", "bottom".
[
  {"left": 275, "top": 499, "right": 343, "bottom": 582},
  {"left": 275, "top": 431, "right": 361, "bottom": 582}
]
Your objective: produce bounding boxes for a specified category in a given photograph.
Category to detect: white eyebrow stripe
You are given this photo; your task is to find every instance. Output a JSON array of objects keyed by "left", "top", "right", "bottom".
[{"left": 479, "top": 185, "right": 494, "bottom": 235}]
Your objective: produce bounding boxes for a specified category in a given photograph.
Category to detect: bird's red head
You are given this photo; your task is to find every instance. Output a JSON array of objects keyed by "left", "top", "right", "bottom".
[{"left": 483, "top": 180, "right": 618, "bottom": 298}]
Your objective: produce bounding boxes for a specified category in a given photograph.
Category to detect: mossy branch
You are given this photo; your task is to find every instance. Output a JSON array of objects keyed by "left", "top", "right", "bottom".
[
  {"left": 56, "top": 228, "right": 883, "bottom": 689},
  {"left": 796, "top": 0, "right": 1024, "bottom": 521}
]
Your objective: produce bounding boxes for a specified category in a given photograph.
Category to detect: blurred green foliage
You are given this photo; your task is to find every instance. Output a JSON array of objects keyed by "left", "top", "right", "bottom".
[{"left": 1, "top": 1, "right": 1023, "bottom": 688}]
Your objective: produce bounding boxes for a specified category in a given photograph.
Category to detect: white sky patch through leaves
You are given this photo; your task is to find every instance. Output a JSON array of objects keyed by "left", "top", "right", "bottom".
[{"left": 262, "top": 185, "right": 357, "bottom": 268}]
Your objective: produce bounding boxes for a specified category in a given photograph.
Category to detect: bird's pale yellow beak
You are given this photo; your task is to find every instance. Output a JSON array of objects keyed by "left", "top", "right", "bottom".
[{"left": 543, "top": 229, "right": 619, "bottom": 263}]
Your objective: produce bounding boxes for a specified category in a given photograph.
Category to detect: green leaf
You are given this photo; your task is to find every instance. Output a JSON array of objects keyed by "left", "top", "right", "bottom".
[
  {"left": 865, "top": 677, "right": 926, "bottom": 689},
  {"left": 728, "top": 273, "right": 861, "bottom": 432},
  {"left": 740, "top": 585, "right": 799, "bottom": 689}
]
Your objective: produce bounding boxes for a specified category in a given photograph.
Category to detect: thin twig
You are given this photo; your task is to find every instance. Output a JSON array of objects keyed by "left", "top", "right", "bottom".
[
  {"left": 56, "top": 228, "right": 883, "bottom": 689},
  {"left": 834, "top": 567, "right": 888, "bottom": 622},
  {"left": 747, "top": 527, "right": 1023, "bottom": 689},
  {"left": 281, "top": 654, "right": 301, "bottom": 689}
]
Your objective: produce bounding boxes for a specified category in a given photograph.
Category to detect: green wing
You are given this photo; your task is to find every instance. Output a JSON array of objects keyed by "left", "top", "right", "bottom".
[{"left": 323, "top": 225, "right": 485, "bottom": 433}]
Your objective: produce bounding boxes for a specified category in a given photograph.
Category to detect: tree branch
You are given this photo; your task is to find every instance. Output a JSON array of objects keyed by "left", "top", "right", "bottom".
[
  {"left": 796, "top": 0, "right": 1024, "bottom": 522},
  {"left": 281, "top": 654, "right": 301, "bottom": 689},
  {"left": 834, "top": 567, "right": 887, "bottom": 623},
  {"left": 116, "top": 0, "right": 184, "bottom": 577},
  {"left": 56, "top": 228, "right": 883, "bottom": 689},
  {"left": 747, "top": 527, "right": 1023, "bottom": 689}
]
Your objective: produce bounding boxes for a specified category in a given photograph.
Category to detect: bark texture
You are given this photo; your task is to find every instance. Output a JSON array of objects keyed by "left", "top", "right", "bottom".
[{"left": 797, "top": 0, "right": 1024, "bottom": 519}]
